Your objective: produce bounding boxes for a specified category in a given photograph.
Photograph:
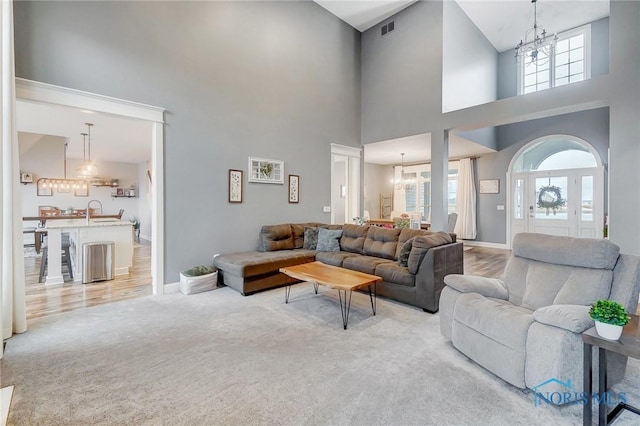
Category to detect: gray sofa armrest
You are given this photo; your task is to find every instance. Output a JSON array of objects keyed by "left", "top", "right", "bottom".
[
  {"left": 533, "top": 304, "right": 594, "bottom": 333},
  {"left": 414, "top": 242, "right": 464, "bottom": 312},
  {"left": 444, "top": 274, "right": 508, "bottom": 300}
]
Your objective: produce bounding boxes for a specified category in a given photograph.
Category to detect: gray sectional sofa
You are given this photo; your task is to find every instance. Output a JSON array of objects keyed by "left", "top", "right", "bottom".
[
  {"left": 440, "top": 233, "right": 640, "bottom": 399},
  {"left": 213, "top": 223, "right": 464, "bottom": 312}
]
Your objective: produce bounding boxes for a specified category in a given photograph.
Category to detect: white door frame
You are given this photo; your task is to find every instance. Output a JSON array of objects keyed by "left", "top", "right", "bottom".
[
  {"left": 330, "top": 143, "right": 361, "bottom": 225},
  {"left": 16, "top": 78, "right": 166, "bottom": 295},
  {"left": 506, "top": 134, "right": 604, "bottom": 248}
]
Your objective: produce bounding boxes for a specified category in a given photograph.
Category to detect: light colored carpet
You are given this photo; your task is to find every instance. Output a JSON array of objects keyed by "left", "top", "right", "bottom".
[{"left": 2, "top": 286, "right": 639, "bottom": 425}]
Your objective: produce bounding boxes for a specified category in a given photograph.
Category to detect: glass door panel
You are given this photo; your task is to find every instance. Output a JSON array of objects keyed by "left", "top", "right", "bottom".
[
  {"left": 581, "top": 176, "right": 593, "bottom": 222},
  {"left": 513, "top": 178, "right": 524, "bottom": 219}
]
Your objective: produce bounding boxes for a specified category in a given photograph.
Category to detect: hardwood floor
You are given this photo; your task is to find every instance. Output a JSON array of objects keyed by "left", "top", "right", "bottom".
[
  {"left": 24, "top": 240, "right": 152, "bottom": 321},
  {"left": 462, "top": 245, "right": 511, "bottom": 278}
]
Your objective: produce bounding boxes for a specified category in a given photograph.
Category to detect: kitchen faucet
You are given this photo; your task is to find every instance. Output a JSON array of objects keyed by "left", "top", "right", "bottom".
[{"left": 86, "top": 199, "right": 103, "bottom": 225}]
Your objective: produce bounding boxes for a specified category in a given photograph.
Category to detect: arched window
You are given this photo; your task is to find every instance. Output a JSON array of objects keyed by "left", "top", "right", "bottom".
[{"left": 511, "top": 136, "right": 599, "bottom": 173}]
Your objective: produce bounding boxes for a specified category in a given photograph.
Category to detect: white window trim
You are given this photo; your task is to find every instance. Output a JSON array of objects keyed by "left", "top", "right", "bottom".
[
  {"left": 517, "top": 23, "right": 591, "bottom": 95},
  {"left": 394, "top": 161, "right": 460, "bottom": 219}
]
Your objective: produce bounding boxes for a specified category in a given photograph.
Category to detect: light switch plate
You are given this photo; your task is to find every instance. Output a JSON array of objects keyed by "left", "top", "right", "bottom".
[
  {"left": 323, "top": 206, "right": 331, "bottom": 213},
  {"left": 497, "top": 205, "right": 505, "bottom": 211}
]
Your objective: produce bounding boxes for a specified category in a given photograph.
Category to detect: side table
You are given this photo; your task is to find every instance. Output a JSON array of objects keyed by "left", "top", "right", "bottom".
[{"left": 583, "top": 314, "right": 640, "bottom": 425}]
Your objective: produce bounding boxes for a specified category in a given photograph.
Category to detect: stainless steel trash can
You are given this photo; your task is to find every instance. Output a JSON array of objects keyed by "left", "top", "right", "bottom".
[{"left": 82, "top": 241, "right": 115, "bottom": 284}]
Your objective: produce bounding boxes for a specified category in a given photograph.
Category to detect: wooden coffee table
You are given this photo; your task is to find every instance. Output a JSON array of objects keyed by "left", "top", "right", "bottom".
[{"left": 279, "top": 261, "right": 382, "bottom": 330}]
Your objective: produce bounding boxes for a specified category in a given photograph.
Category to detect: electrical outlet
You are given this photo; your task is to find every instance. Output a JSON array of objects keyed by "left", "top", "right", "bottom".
[{"left": 323, "top": 206, "right": 331, "bottom": 213}]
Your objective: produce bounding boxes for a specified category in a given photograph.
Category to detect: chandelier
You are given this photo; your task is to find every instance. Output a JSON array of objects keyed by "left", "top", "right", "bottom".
[
  {"left": 514, "top": 0, "right": 557, "bottom": 66},
  {"left": 391, "top": 153, "right": 415, "bottom": 190},
  {"left": 38, "top": 140, "right": 88, "bottom": 191},
  {"left": 78, "top": 122, "right": 98, "bottom": 178}
]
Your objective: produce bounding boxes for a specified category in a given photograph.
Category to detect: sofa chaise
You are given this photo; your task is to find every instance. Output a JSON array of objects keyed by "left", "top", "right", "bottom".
[
  {"left": 213, "top": 223, "right": 464, "bottom": 312},
  {"left": 439, "top": 233, "right": 640, "bottom": 399}
]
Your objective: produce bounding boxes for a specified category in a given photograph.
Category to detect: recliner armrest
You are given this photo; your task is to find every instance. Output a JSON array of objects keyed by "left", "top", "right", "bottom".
[
  {"left": 443, "top": 274, "right": 508, "bottom": 300},
  {"left": 533, "top": 304, "right": 594, "bottom": 333}
]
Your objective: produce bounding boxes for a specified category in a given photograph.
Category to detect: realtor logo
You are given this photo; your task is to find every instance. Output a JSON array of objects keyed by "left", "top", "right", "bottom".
[{"left": 532, "top": 377, "right": 627, "bottom": 408}]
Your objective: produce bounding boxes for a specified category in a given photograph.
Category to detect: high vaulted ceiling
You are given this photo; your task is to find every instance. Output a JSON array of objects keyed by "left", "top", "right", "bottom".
[{"left": 315, "top": 0, "right": 609, "bottom": 53}]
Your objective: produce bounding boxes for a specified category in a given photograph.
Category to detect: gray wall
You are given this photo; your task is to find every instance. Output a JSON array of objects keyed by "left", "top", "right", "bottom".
[
  {"left": 497, "top": 18, "right": 609, "bottom": 100},
  {"left": 442, "top": 1, "right": 497, "bottom": 113},
  {"left": 360, "top": 0, "right": 443, "bottom": 144},
  {"left": 14, "top": 1, "right": 361, "bottom": 281},
  {"left": 475, "top": 108, "right": 610, "bottom": 244}
]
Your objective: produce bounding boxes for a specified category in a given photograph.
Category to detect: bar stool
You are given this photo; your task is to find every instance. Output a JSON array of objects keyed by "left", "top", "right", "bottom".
[{"left": 39, "top": 233, "right": 74, "bottom": 283}]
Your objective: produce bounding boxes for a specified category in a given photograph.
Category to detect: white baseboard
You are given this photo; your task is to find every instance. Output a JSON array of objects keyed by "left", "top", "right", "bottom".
[
  {"left": 163, "top": 282, "right": 180, "bottom": 294},
  {"left": 461, "top": 240, "right": 510, "bottom": 250},
  {"left": 1, "top": 385, "right": 14, "bottom": 426}
]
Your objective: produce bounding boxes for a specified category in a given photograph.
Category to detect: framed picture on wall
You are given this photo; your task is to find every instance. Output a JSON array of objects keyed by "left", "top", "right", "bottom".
[
  {"left": 479, "top": 179, "right": 500, "bottom": 194},
  {"left": 288, "top": 175, "right": 299, "bottom": 203},
  {"left": 20, "top": 172, "right": 33, "bottom": 183},
  {"left": 248, "top": 157, "right": 284, "bottom": 184},
  {"left": 228, "top": 169, "right": 243, "bottom": 203}
]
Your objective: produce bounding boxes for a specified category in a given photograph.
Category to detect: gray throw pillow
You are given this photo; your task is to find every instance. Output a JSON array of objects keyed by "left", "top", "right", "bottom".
[
  {"left": 303, "top": 227, "right": 319, "bottom": 250},
  {"left": 397, "top": 237, "right": 415, "bottom": 267},
  {"left": 316, "top": 228, "right": 343, "bottom": 252}
]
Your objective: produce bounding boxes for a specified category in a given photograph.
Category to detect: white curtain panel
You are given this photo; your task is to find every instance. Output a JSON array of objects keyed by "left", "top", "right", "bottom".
[
  {"left": 1, "top": 0, "right": 27, "bottom": 358},
  {"left": 455, "top": 158, "right": 477, "bottom": 239}
]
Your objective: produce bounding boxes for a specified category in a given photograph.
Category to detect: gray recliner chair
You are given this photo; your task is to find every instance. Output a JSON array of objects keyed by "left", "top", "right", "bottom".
[{"left": 440, "top": 233, "right": 640, "bottom": 400}]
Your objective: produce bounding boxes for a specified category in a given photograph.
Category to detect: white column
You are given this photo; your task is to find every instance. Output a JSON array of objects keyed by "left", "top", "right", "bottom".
[
  {"left": 45, "top": 228, "right": 64, "bottom": 285},
  {"left": 430, "top": 130, "right": 449, "bottom": 231}
]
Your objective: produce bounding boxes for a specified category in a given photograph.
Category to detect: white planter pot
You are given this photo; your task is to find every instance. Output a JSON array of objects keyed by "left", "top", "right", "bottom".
[
  {"left": 179, "top": 270, "right": 217, "bottom": 295},
  {"left": 595, "top": 320, "right": 623, "bottom": 340}
]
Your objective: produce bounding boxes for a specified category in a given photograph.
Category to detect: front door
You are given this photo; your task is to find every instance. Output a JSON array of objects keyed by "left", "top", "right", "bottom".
[{"left": 510, "top": 167, "right": 603, "bottom": 241}]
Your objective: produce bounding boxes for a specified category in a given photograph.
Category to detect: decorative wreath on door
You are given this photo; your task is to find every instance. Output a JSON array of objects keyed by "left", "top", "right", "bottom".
[{"left": 537, "top": 185, "right": 566, "bottom": 215}]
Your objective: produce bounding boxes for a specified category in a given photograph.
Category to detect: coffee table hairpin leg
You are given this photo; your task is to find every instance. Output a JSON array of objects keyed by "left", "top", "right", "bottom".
[
  {"left": 338, "top": 290, "right": 353, "bottom": 330},
  {"left": 284, "top": 281, "right": 319, "bottom": 304},
  {"left": 369, "top": 283, "right": 377, "bottom": 316}
]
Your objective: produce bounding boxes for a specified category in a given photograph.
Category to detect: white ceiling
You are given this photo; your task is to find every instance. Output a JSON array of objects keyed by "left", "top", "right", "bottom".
[
  {"left": 316, "top": 1, "right": 609, "bottom": 53},
  {"left": 314, "top": 1, "right": 417, "bottom": 31},
  {"left": 456, "top": 0, "right": 609, "bottom": 53},
  {"left": 16, "top": 100, "right": 152, "bottom": 164},
  {"left": 364, "top": 133, "right": 496, "bottom": 165}
]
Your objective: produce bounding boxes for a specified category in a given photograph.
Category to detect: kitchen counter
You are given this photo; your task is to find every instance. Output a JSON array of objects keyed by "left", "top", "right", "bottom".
[
  {"left": 44, "top": 219, "right": 134, "bottom": 285},
  {"left": 46, "top": 218, "right": 133, "bottom": 228}
]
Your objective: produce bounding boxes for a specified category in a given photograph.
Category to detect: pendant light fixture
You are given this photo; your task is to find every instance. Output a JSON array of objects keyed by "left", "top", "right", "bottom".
[
  {"left": 391, "top": 153, "right": 415, "bottom": 190},
  {"left": 514, "top": 0, "right": 557, "bottom": 66},
  {"left": 79, "top": 122, "right": 98, "bottom": 178},
  {"left": 37, "top": 140, "right": 88, "bottom": 192}
]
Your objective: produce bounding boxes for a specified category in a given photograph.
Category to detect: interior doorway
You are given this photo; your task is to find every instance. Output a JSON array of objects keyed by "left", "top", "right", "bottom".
[
  {"left": 330, "top": 144, "right": 361, "bottom": 225},
  {"left": 507, "top": 135, "right": 604, "bottom": 244},
  {"left": 15, "top": 78, "right": 165, "bottom": 298}
]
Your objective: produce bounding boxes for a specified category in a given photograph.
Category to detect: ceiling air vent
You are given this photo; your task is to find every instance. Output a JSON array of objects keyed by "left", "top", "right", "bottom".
[{"left": 381, "top": 21, "right": 395, "bottom": 36}]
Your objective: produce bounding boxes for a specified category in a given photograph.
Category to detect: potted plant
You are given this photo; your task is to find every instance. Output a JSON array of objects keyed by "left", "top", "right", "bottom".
[
  {"left": 130, "top": 217, "right": 141, "bottom": 241},
  {"left": 589, "top": 299, "right": 630, "bottom": 340}
]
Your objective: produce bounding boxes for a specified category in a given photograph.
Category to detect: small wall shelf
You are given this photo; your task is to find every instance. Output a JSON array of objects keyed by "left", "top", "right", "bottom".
[{"left": 111, "top": 187, "right": 136, "bottom": 198}]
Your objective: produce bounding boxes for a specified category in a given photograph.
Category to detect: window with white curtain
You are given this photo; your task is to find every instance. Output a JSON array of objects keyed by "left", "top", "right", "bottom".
[{"left": 394, "top": 161, "right": 459, "bottom": 221}]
